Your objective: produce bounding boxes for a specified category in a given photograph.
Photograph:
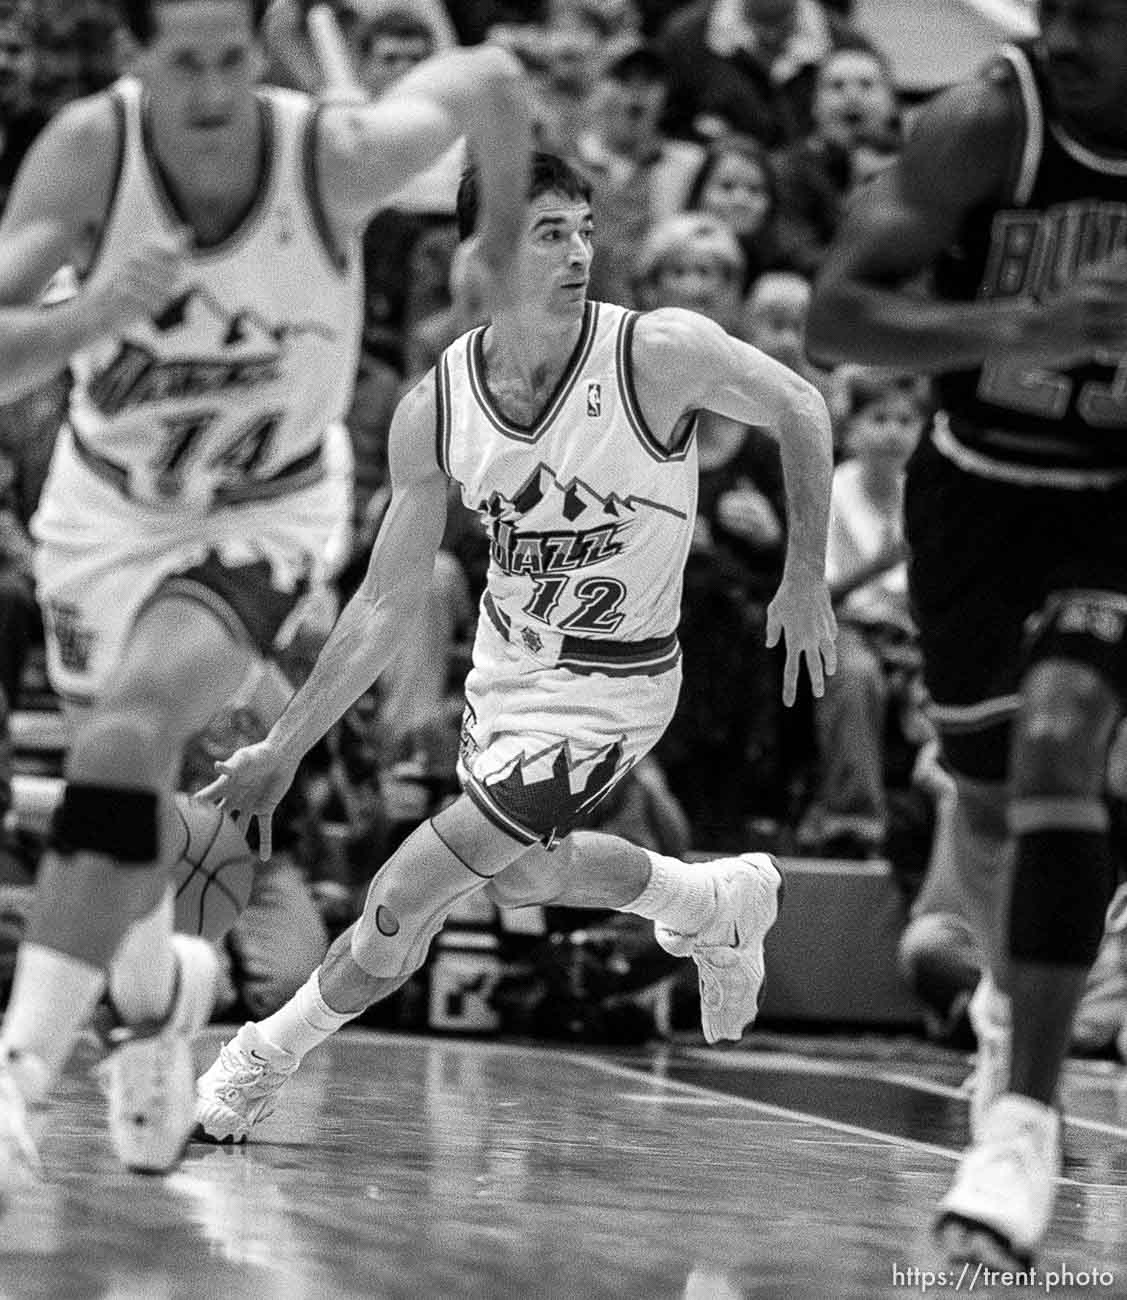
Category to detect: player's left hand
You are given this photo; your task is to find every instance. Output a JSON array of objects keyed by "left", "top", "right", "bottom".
[
  {"left": 766, "top": 569, "right": 837, "bottom": 707},
  {"left": 196, "top": 738, "right": 301, "bottom": 861}
]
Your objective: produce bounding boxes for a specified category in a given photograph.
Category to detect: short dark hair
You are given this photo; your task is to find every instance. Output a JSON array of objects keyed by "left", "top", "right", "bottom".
[
  {"left": 685, "top": 135, "right": 778, "bottom": 221},
  {"left": 357, "top": 8, "right": 435, "bottom": 54},
  {"left": 456, "top": 151, "right": 592, "bottom": 241},
  {"left": 117, "top": 0, "right": 260, "bottom": 47},
  {"left": 841, "top": 367, "right": 928, "bottom": 421}
]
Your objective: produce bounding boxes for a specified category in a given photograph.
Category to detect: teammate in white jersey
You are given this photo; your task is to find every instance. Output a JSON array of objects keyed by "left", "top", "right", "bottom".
[
  {"left": 0, "top": 0, "right": 531, "bottom": 1183},
  {"left": 192, "top": 152, "right": 837, "bottom": 1145}
]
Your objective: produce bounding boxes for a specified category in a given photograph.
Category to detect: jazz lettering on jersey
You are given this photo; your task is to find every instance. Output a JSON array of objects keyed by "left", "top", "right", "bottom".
[
  {"left": 489, "top": 519, "right": 625, "bottom": 575},
  {"left": 87, "top": 286, "right": 335, "bottom": 416},
  {"left": 478, "top": 464, "right": 687, "bottom": 634}
]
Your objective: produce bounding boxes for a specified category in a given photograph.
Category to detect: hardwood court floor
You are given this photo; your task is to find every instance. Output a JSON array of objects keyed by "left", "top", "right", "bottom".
[{"left": 0, "top": 1028, "right": 1123, "bottom": 1300}]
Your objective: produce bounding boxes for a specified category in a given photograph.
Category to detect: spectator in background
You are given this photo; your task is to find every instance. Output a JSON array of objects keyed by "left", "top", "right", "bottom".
[
  {"left": 633, "top": 215, "right": 790, "bottom": 843},
  {"left": 900, "top": 738, "right": 1127, "bottom": 1062},
  {"left": 655, "top": 0, "right": 875, "bottom": 148},
  {"left": 445, "top": 0, "right": 549, "bottom": 46},
  {"left": 0, "top": 1, "right": 47, "bottom": 212},
  {"left": 796, "top": 368, "right": 928, "bottom": 859},
  {"left": 0, "top": 446, "right": 36, "bottom": 851},
  {"left": 773, "top": 41, "right": 899, "bottom": 276},
  {"left": 354, "top": 4, "right": 440, "bottom": 92},
  {"left": 632, "top": 211, "right": 745, "bottom": 328},
  {"left": 494, "top": 4, "right": 605, "bottom": 155},
  {"left": 30, "top": 0, "right": 119, "bottom": 114},
  {"left": 576, "top": 40, "right": 703, "bottom": 306},
  {"left": 684, "top": 135, "right": 791, "bottom": 289},
  {"left": 741, "top": 270, "right": 839, "bottom": 424},
  {"left": 343, "top": 5, "right": 467, "bottom": 521},
  {"left": 405, "top": 240, "right": 490, "bottom": 381},
  {"left": 638, "top": 0, "right": 855, "bottom": 37},
  {"left": 0, "top": 448, "right": 35, "bottom": 719}
]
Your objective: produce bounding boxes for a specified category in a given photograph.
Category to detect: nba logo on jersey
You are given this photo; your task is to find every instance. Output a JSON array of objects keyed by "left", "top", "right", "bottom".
[{"left": 586, "top": 382, "right": 601, "bottom": 418}]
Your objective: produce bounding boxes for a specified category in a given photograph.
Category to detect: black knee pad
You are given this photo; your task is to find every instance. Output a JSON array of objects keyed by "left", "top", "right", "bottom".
[
  {"left": 49, "top": 783, "right": 160, "bottom": 864},
  {"left": 1009, "top": 828, "right": 1115, "bottom": 967}
]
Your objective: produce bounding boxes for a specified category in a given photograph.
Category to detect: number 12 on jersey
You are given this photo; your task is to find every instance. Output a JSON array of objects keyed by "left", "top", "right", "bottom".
[{"left": 524, "top": 574, "right": 627, "bottom": 634}]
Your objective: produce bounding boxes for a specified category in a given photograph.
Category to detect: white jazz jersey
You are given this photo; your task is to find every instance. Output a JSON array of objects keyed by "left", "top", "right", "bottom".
[
  {"left": 63, "top": 76, "right": 362, "bottom": 511},
  {"left": 437, "top": 301, "right": 698, "bottom": 661}
]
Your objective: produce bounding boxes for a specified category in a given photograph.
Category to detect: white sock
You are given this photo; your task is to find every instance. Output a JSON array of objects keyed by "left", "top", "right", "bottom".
[
  {"left": 622, "top": 852, "right": 717, "bottom": 935},
  {"left": 256, "top": 971, "right": 358, "bottom": 1061},
  {"left": 108, "top": 888, "right": 176, "bottom": 1023},
  {"left": 0, "top": 942, "right": 106, "bottom": 1097}
]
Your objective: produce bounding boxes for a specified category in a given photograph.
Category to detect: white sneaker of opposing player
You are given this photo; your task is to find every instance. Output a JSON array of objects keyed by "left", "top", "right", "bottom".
[
  {"left": 194, "top": 1022, "right": 299, "bottom": 1143},
  {"left": 103, "top": 934, "right": 219, "bottom": 1173},
  {"left": 0, "top": 1051, "right": 44, "bottom": 1196},
  {"left": 963, "top": 973, "right": 1011, "bottom": 1140},
  {"left": 935, "top": 1093, "right": 1060, "bottom": 1268},
  {"left": 655, "top": 853, "right": 783, "bottom": 1045}
]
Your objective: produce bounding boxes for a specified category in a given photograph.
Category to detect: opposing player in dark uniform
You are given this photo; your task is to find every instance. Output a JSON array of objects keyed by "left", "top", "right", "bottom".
[{"left": 807, "top": 0, "right": 1127, "bottom": 1269}]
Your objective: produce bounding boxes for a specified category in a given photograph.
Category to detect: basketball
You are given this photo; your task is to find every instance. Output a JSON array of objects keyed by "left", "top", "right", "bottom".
[{"left": 169, "top": 793, "right": 256, "bottom": 942}]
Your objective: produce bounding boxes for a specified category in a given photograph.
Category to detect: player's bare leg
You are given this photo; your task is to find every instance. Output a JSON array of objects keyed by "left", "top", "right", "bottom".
[
  {"left": 196, "top": 796, "right": 784, "bottom": 1140},
  {"left": 0, "top": 597, "right": 250, "bottom": 1182},
  {"left": 937, "top": 659, "right": 1119, "bottom": 1267}
]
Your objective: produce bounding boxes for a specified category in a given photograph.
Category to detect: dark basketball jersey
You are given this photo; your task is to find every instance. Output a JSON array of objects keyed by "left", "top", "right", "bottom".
[{"left": 932, "top": 44, "right": 1127, "bottom": 487}]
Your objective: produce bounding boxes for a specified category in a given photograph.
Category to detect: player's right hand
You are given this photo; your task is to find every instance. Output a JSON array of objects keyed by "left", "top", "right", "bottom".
[
  {"left": 84, "top": 231, "right": 189, "bottom": 333},
  {"left": 196, "top": 738, "right": 301, "bottom": 862},
  {"left": 1015, "top": 252, "right": 1127, "bottom": 366}
]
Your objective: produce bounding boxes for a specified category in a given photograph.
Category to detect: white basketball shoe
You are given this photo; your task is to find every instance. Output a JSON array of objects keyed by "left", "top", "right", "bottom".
[
  {"left": 103, "top": 934, "right": 218, "bottom": 1172},
  {"left": 964, "top": 973, "right": 1011, "bottom": 1140},
  {"left": 656, "top": 853, "right": 783, "bottom": 1044},
  {"left": 194, "top": 1022, "right": 299, "bottom": 1143},
  {"left": 935, "top": 1092, "right": 1060, "bottom": 1268}
]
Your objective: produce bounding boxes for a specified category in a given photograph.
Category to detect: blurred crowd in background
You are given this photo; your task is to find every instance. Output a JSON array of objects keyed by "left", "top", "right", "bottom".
[{"left": 0, "top": 0, "right": 1122, "bottom": 1053}]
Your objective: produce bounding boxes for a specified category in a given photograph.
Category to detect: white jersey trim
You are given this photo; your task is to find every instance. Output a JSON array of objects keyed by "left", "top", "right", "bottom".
[
  {"left": 932, "top": 412, "right": 1127, "bottom": 490},
  {"left": 1000, "top": 45, "right": 1043, "bottom": 207}
]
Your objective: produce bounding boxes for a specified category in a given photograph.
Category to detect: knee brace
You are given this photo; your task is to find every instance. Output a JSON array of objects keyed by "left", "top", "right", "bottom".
[
  {"left": 50, "top": 783, "right": 160, "bottom": 864},
  {"left": 350, "top": 820, "right": 491, "bottom": 978},
  {"left": 484, "top": 840, "right": 570, "bottom": 909},
  {"left": 1024, "top": 590, "right": 1127, "bottom": 689}
]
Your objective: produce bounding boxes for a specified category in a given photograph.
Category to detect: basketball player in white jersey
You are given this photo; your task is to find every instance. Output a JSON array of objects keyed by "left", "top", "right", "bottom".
[
  {"left": 0, "top": 0, "right": 531, "bottom": 1185},
  {"left": 191, "top": 152, "right": 837, "bottom": 1144}
]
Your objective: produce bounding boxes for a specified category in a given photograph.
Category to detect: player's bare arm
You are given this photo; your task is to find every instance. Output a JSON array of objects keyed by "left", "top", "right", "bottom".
[
  {"left": 200, "top": 376, "right": 450, "bottom": 855},
  {"left": 631, "top": 307, "right": 838, "bottom": 705},
  {"left": 315, "top": 45, "right": 531, "bottom": 273},
  {"left": 0, "top": 96, "right": 187, "bottom": 401},
  {"left": 808, "top": 68, "right": 1127, "bottom": 370}
]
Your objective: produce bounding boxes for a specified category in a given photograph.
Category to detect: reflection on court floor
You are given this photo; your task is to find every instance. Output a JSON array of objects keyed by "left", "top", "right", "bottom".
[{"left": 0, "top": 1028, "right": 1123, "bottom": 1299}]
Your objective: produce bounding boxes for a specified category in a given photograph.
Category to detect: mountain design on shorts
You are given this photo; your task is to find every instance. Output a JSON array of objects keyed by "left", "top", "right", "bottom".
[
  {"left": 479, "top": 463, "right": 688, "bottom": 526},
  {"left": 485, "top": 737, "right": 626, "bottom": 839}
]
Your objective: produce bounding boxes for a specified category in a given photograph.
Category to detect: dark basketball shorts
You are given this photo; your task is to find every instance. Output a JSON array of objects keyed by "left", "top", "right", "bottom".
[{"left": 905, "top": 435, "right": 1127, "bottom": 780}]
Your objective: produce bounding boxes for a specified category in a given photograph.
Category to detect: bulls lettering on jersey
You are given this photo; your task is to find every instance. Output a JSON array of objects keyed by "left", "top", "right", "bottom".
[
  {"left": 933, "top": 44, "right": 1127, "bottom": 483},
  {"left": 436, "top": 301, "right": 698, "bottom": 650},
  {"left": 66, "top": 77, "right": 363, "bottom": 509}
]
